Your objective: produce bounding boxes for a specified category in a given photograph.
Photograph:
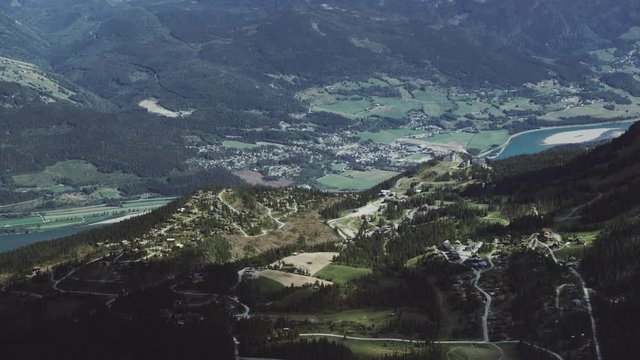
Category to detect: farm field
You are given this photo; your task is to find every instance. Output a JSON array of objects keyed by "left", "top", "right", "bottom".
[
  {"left": 256, "top": 269, "right": 332, "bottom": 287},
  {"left": 273, "top": 252, "right": 340, "bottom": 275},
  {"left": 358, "top": 129, "right": 424, "bottom": 144},
  {"left": 222, "top": 140, "right": 259, "bottom": 149},
  {"left": 466, "top": 130, "right": 510, "bottom": 152},
  {"left": 315, "top": 264, "right": 371, "bottom": 284},
  {"left": 317, "top": 170, "right": 398, "bottom": 191},
  {"left": 444, "top": 344, "right": 503, "bottom": 360},
  {"left": 0, "top": 198, "right": 172, "bottom": 233}
]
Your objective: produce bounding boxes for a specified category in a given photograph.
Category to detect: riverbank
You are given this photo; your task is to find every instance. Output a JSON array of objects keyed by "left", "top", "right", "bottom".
[{"left": 479, "top": 119, "right": 638, "bottom": 159}]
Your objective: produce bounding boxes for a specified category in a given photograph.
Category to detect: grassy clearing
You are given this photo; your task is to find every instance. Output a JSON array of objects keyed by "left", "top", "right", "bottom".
[
  {"left": 358, "top": 129, "right": 424, "bottom": 144},
  {"left": 480, "top": 211, "right": 510, "bottom": 226},
  {"left": 621, "top": 26, "right": 640, "bottom": 40},
  {"left": 317, "top": 170, "right": 398, "bottom": 191},
  {"left": 445, "top": 344, "right": 502, "bottom": 360},
  {"left": 12, "top": 160, "right": 137, "bottom": 188},
  {"left": 222, "top": 140, "right": 259, "bottom": 149},
  {"left": 306, "top": 337, "right": 419, "bottom": 359},
  {"left": 467, "top": 130, "right": 510, "bottom": 152},
  {"left": 331, "top": 163, "right": 347, "bottom": 172},
  {"left": 540, "top": 102, "right": 640, "bottom": 121},
  {"left": 315, "top": 264, "right": 371, "bottom": 284},
  {"left": 319, "top": 309, "right": 391, "bottom": 327},
  {"left": 0, "top": 56, "right": 76, "bottom": 101},
  {"left": 423, "top": 132, "right": 474, "bottom": 146}
]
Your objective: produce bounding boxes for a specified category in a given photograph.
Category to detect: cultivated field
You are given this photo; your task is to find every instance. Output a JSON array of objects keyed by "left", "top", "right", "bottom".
[
  {"left": 0, "top": 198, "right": 171, "bottom": 233},
  {"left": 222, "top": 140, "right": 259, "bottom": 149},
  {"left": 272, "top": 252, "right": 340, "bottom": 275},
  {"left": 257, "top": 269, "right": 332, "bottom": 287}
]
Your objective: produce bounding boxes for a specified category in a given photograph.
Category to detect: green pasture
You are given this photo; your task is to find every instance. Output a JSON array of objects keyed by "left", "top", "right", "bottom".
[
  {"left": 317, "top": 170, "right": 398, "bottom": 191},
  {"left": 315, "top": 264, "right": 371, "bottom": 284},
  {"left": 222, "top": 140, "right": 259, "bottom": 149}
]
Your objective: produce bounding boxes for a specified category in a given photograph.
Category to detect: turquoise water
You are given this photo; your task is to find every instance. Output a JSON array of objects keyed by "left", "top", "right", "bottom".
[
  {"left": 496, "top": 121, "right": 637, "bottom": 159},
  {"left": 0, "top": 225, "right": 102, "bottom": 253}
]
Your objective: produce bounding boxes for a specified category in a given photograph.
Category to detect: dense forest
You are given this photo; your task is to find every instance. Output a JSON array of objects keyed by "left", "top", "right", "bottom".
[{"left": 581, "top": 216, "right": 640, "bottom": 359}]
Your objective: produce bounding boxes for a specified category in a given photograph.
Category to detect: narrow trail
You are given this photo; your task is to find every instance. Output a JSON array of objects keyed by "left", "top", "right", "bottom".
[
  {"left": 51, "top": 256, "right": 119, "bottom": 297},
  {"left": 257, "top": 203, "right": 285, "bottom": 230},
  {"left": 555, "top": 283, "right": 570, "bottom": 310},
  {"left": 556, "top": 192, "right": 603, "bottom": 222},
  {"left": 218, "top": 190, "right": 293, "bottom": 238}
]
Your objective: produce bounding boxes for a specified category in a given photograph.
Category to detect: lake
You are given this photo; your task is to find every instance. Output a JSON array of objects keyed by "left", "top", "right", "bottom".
[
  {"left": 495, "top": 121, "right": 637, "bottom": 159},
  {"left": 0, "top": 225, "right": 102, "bottom": 253}
]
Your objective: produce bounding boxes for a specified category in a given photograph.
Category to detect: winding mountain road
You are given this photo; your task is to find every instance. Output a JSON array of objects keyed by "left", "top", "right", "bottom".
[{"left": 473, "top": 252, "right": 495, "bottom": 343}]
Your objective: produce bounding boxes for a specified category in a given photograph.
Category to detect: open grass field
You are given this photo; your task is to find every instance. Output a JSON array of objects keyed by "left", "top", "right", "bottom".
[
  {"left": 0, "top": 56, "right": 77, "bottom": 102},
  {"left": 273, "top": 252, "right": 340, "bottom": 275},
  {"left": 317, "top": 170, "right": 398, "bottom": 191},
  {"left": 480, "top": 211, "right": 510, "bottom": 226},
  {"left": 541, "top": 102, "right": 640, "bottom": 121},
  {"left": 358, "top": 129, "right": 425, "bottom": 144},
  {"left": 319, "top": 309, "right": 391, "bottom": 327},
  {"left": 315, "top": 264, "right": 371, "bottom": 284},
  {"left": 467, "top": 130, "right": 510, "bottom": 152},
  {"left": 222, "top": 140, "right": 259, "bottom": 149},
  {"left": 305, "top": 337, "right": 419, "bottom": 359},
  {"left": 331, "top": 163, "right": 348, "bottom": 172},
  {"left": 445, "top": 344, "right": 502, "bottom": 360},
  {"left": 423, "top": 132, "right": 475, "bottom": 147},
  {"left": 257, "top": 269, "right": 332, "bottom": 287},
  {"left": 305, "top": 337, "right": 507, "bottom": 360}
]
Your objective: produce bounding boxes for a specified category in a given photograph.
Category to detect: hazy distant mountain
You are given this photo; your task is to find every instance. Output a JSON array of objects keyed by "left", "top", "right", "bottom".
[{"left": 1, "top": 0, "right": 637, "bottom": 111}]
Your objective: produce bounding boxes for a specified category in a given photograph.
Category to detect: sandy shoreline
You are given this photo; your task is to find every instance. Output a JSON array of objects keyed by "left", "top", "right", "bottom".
[
  {"left": 480, "top": 119, "right": 638, "bottom": 159},
  {"left": 542, "top": 128, "right": 616, "bottom": 145}
]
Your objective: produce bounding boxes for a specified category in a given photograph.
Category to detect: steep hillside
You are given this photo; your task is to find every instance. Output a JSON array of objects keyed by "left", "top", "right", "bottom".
[{"left": 487, "top": 121, "right": 640, "bottom": 224}]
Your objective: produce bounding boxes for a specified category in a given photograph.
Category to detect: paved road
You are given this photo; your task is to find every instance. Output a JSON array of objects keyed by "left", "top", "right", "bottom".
[
  {"left": 52, "top": 257, "right": 118, "bottom": 297},
  {"left": 569, "top": 267, "right": 602, "bottom": 360},
  {"left": 473, "top": 252, "right": 495, "bottom": 342}
]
